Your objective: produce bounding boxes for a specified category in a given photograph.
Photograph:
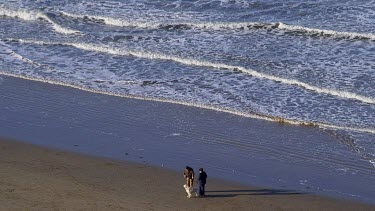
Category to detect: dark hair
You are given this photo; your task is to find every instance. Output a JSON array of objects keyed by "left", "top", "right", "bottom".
[
  {"left": 199, "top": 168, "right": 203, "bottom": 171},
  {"left": 186, "top": 166, "right": 190, "bottom": 169}
]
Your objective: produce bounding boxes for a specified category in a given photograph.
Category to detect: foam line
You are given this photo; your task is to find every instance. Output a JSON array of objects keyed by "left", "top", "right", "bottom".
[
  {"left": 0, "top": 8, "right": 81, "bottom": 34},
  {"left": 0, "top": 41, "right": 55, "bottom": 70},
  {"left": 7, "top": 38, "right": 375, "bottom": 106},
  {"left": 59, "top": 11, "right": 274, "bottom": 30},
  {"left": 276, "top": 22, "right": 375, "bottom": 41},
  {"left": 0, "top": 70, "right": 374, "bottom": 135},
  {"left": 11, "top": 51, "right": 55, "bottom": 71},
  {"left": 37, "top": 13, "right": 81, "bottom": 35},
  {"left": 59, "top": 11, "right": 157, "bottom": 29},
  {"left": 10, "top": 51, "right": 42, "bottom": 67},
  {"left": 59, "top": 11, "right": 375, "bottom": 41}
]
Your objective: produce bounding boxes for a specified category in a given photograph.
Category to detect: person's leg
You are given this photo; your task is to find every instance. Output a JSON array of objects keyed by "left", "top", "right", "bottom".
[
  {"left": 186, "top": 178, "right": 190, "bottom": 187},
  {"left": 202, "top": 183, "right": 205, "bottom": 196},
  {"left": 189, "top": 179, "right": 193, "bottom": 187},
  {"left": 198, "top": 183, "right": 203, "bottom": 196}
]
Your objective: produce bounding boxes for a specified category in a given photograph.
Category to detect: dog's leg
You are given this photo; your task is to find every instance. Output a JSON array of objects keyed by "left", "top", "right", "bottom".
[{"left": 184, "top": 185, "right": 192, "bottom": 198}]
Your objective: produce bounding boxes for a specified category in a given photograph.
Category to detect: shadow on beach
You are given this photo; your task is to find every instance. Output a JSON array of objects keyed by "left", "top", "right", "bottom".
[{"left": 204, "top": 189, "right": 305, "bottom": 198}]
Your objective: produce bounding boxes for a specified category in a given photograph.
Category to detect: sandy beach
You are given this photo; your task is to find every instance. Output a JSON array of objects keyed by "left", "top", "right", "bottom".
[{"left": 1, "top": 139, "right": 374, "bottom": 210}]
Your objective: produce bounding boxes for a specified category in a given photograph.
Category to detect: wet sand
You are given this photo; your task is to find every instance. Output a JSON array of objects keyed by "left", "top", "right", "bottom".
[
  {"left": 1, "top": 139, "right": 373, "bottom": 210},
  {"left": 1, "top": 74, "right": 375, "bottom": 208}
]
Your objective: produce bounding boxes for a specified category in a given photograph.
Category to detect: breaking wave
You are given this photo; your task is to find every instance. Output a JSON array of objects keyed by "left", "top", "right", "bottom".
[
  {"left": 59, "top": 11, "right": 157, "bottom": 29},
  {"left": 0, "top": 8, "right": 81, "bottom": 34},
  {"left": 5, "top": 38, "right": 375, "bottom": 106},
  {"left": 3, "top": 8, "right": 374, "bottom": 40},
  {"left": 1, "top": 41, "right": 54, "bottom": 70},
  {"left": 60, "top": 11, "right": 375, "bottom": 41}
]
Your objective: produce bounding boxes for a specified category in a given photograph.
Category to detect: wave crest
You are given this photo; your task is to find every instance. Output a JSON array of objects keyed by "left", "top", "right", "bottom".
[
  {"left": 60, "top": 11, "right": 375, "bottom": 41},
  {"left": 0, "top": 8, "right": 81, "bottom": 35},
  {"left": 0, "top": 70, "right": 374, "bottom": 135},
  {"left": 4, "top": 38, "right": 375, "bottom": 106}
]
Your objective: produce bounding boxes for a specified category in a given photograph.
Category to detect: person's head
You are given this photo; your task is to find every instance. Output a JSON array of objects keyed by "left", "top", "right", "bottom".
[
  {"left": 199, "top": 168, "right": 203, "bottom": 172},
  {"left": 186, "top": 166, "right": 190, "bottom": 170}
]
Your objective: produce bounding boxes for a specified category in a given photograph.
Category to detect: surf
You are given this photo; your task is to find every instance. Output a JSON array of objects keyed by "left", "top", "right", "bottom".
[
  {"left": 0, "top": 70, "right": 374, "bottom": 137},
  {"left": 0, "top": 8, "right": 81, "bottom": 35},
  {"left": 5, "top": 38, "right": 375, "bottom": 106},
  {"left": 59, "top": 11, "right": 375, "bottom": 41},
  {"left": 0, "top": 40, "right": 55, "bottom": 70}
]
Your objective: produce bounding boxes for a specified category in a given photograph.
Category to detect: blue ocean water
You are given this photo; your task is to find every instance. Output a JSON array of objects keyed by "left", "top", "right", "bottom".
[{"left": 0, "top": 0, "right": 374, "bottom": 203}]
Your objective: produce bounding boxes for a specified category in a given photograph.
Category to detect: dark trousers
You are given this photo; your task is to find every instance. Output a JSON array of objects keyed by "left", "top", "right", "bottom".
[{"left": 198, "top": 182, "right": 206, "bottom": 196}]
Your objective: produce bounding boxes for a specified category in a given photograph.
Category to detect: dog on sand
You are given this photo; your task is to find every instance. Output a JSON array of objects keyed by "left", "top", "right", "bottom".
[{"left": 183, "top": 184, "right": 198, "bottom": 198}]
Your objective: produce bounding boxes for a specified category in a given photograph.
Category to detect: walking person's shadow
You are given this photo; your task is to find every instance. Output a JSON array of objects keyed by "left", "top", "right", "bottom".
[{"left": 204, "top": 189, "right": 304, "bottom": 198}]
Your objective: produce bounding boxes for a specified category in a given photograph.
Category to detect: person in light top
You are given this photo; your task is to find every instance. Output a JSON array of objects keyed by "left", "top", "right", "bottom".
[{"left": 183, "top": 166, "right": 194, "bottom": 187}]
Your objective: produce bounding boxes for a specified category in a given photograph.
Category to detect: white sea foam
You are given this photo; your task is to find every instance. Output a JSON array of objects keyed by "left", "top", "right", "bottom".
[
  {"left": 59, "top": 11, "right": 375, "bottom": 41},
  {"left": 0, "top": 40, "right": 54, "bottom": 70},
  {"left": 3, "top": 9, "right": 374, "bottom": 40},
  {"left": 8, "top": 38, "right": 375, "bottom": 106},
  {"left": 276, "top": 22, "right": 375, "bottom": 40},
  {"left": 60, "top": 11, "right": 269, "bottom": 30},
  {"left": 36, "top": 13, "right": 81, "bottom": 35},
  {"left": 10, "top": 51, "right": 55, "bottom": 71},
  {"left": 0, "top": 70, "right": 374, "bottom": 135},
  {"left": 59, "top": 11, "right": 157, "bottom": 29},
  {"left": 0, "top": 8, "right": 81, "bottom": 34},
  {"left": 0, "top": 7, "right": 37, "bottom": 21},
  {"left": 370, "top": 159, "right": 375, "bottom": 168}
]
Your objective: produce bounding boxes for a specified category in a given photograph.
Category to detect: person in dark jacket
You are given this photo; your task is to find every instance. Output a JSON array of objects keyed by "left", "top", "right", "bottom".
[
  {"left": 197, "top": 168, "right": 207, "bottom": 196},
  {"left": 183, "top": 166, "right": 195, "bottom": 187}
]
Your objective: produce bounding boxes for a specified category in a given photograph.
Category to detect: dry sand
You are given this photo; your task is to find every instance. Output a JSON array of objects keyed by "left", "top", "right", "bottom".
[{"left": 1, "top": 139, "right": 373, "bottom": 211}]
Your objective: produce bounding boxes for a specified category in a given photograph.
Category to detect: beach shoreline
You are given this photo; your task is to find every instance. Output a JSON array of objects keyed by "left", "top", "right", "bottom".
[
  {"left": 1, "top": 138, "right": 374, "bottom": 210},
  {"left": 2, "top": 0, "right": 375, "bottom": 209},
  {"left": 0, "top": 75, "right": 374, "bottom": 206}
]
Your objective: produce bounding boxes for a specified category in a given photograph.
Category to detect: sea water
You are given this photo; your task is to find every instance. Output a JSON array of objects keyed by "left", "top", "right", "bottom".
[{"left": 0, "top": 0, "right": 374, "bottom": 203}]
